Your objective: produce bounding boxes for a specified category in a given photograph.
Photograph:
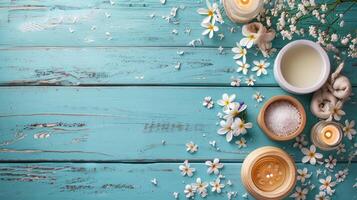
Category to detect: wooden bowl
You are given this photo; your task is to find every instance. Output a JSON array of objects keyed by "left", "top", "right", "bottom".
[
  {"left": 241, "top": 146, "right": 297, "bottom": 200},
  {"left": 257, "top": 95, "right": 306, "bottom": 141}
]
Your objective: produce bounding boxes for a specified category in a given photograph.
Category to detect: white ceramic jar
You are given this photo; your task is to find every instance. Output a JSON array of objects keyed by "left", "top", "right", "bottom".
[{"left": 274, "top": 40, "right": 330, "bottom": 94}]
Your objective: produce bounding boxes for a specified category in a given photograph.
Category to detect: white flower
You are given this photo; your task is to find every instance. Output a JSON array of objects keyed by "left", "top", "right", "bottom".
[
  {"left": 240, "top": 30, "right": 256, "bottom": 48},
  {"left": 205, "top": 158, "right": 224, "bottom": 175},
  {"left": 233, "top": 118, "right": 252, "bottom": 136},
  {"left": 335, "top": 169, "right": 348, "bottom": 182},
  {"left": 327, "top": 101, "right": 345, "bottom": 121},
  {"left": 186, "top": 141, "right": 198, "bottom": 153},
  {"left": 319, "top": 176, "right": 336, "bottom": 195},
  {"left": 230, "top": 77, "right": 241, "bottom": 87},
  {"left": 217, "top": 93, "right": 236, "bottom": 110},
  {"left": 252, "top": 60, "right": 270, "bottom": 76},
  {"left": 232, "top": 43, "right": 247, "bottom": 63},
  {"left": 245, "top": 76, "right": 256, "bottom": 86},
  {"left": 193, "top": 178, "right": 208, "bottom": 197},
  {"left": 253, "top": 91, "right": 264, "bottom": 103},
  {"left": 223, "top": 102, "right": 247, "bottom": 121},
  {"left": 236, "top": 60, "right": 250, "bottom": 75},
  {"left": 217, "top": 119, "right": 235, "bottom": 142},
  {"left": 151, "top": 178, "right": 158, "bottom": 185},
  {"left": 184, "top": 184, "right": 196, "bottom": 198},
  {"left": 201, "top": 19, "right": 219, "bottom": 39},
  {"left": 197, "top": 0, "right": 218, "bottom": 22},
  {"left": 343, "top": 120, "right": 356, "bottom": 140},
  {"left": 179, "top": 160, "right": 196, "bottom": 177},
  {"left": 324, "top": 155, "right": 337, "bottom": 169},
  {"left": 315, "top": 191, "right": 330, "bottom": 200},
  {"left": 203, "top": 96, "right": 214, "bottom": 109},
  {"left": 235, "top": 137, "right": 247, "bottom": 148},
  {"left": 173, "top": 192, "right": 179, "bottom": 199},
  {"left": 297, "top": 168, "right": 311, "bottom": 183},
  {"left": 301, "top": 145, "right": 323, "bottom": 165},
  {"left": 337, "top": 143, "right": 346, "bottom": 154},
  {"left": 210, "top": 178, "right": 225, "bottom": 193},
  {"left": 290, "top": 186, "right": 308, "bottom": 200},
  {"left": 293, "top": 135, "right": 308, "bottom": 149}
]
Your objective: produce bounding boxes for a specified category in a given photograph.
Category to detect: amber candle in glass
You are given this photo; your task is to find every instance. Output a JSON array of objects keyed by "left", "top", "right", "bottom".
[{"left": 311, "top": 121, "right": 343, "bottom": 151}]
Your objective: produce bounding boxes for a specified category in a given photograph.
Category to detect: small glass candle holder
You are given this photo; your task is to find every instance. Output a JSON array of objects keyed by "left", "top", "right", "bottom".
[
  {"left": 311, "top": 120, "right": 343, "bottom": 151},
  {"left": 222, "top": 0, "right": 264, "bottom": 23}
]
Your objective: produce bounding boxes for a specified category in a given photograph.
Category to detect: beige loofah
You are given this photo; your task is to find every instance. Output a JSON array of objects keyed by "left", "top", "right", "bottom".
[
  {"left": 242, "top": 22, "right": 276, "bottom": 56},
  {"left": 310, "top": 62, "right": 352, "bottom": 119}
]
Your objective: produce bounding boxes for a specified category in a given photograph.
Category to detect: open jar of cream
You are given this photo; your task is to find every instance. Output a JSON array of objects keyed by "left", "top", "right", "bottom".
[
  {"left": 241, "top": 146, "right": 296, "bottom": 200},
  {"left": 274, "top": 40, "right": 330, "bottom": 94}
]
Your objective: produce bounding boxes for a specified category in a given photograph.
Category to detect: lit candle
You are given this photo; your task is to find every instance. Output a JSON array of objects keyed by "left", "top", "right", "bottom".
[
  {"left": 222, "top": 0, "right": 264, "bottom": 23},
  {"left": 311, "top": 121, "right": 343, "bottom": 151}
]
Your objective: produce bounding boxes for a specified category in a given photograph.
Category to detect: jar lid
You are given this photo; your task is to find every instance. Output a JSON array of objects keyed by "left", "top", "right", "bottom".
[{"left": 241, "top": 146, "right": 296, "bottom": 200}]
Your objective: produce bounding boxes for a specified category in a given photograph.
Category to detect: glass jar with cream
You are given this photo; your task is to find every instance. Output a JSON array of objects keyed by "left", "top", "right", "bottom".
[{"left": 311, "top": 120, "right": 343, "bottom": 151}]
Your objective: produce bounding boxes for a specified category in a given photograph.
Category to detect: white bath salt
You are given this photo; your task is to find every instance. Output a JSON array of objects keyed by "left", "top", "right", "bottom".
[{"left": 265, "top": 101, "right": 301, "bottom": 136}]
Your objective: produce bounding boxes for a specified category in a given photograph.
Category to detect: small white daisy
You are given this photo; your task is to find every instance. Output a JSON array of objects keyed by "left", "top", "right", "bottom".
[
  {"left": 232, "top": 118, "right": 252, "bottom": 136},
  {"left": 297, "top": 168, "right": 311, "bottom": 183},
  {"left": 336, "top": 143, "right": 346, "bottom": 154},
  {"left": 335, "top": 169, "right": 348, "bottom": 183},
  {"left": 205, "top": 158, "right": 224, "bottom": 175},
  {"left": 184, "top": 184, "right": 196, "bottom": 198},
  {"left": 186, "top": 141, "right": 198, "bottom": 153},
  {"left": 290, "top": 186, "right": 308, "bottom": 200},
  {"left": 252, "top": 60, "right": 270, "bottom": 76},
  {"left": 253, "top": 91, "right": 264, "bottom": 103},
  {"left": 179, "top": 160, "right": 195, "bottom": 177},
  {"left": 245, "top": 76, "right": 256, "bottom": 86},
  {"left": 327, "top": 101, "right": 345, "bottom": 121},
  {"left": 319, "top": 176, "right": 336, "bottom": 195},
  {"left": 343, "top": 119, "right": 356, "bottom": 140},
  {"left": 302, "top": 145, "right": 323, "bottom": 165},
  {"left": 236, "top": 60, "right": 250, "bottom": 75},
  {"left": 232, "top": 43, "right": 247, "bottom": 63},
  {"left": 173, "top": 192, "right": 179, "bottom": 199},
  {"left": 223, "top": 102, "right": 247, "bottom": 121},
  {"left": 315, "top": 191, "right": 330, "bottom": 200},
  {"left": 193, "top": 178, "right": 208, "bottom": 197},
  {"left": 240, "top": 27, "right": 257, "bottom": 48},
  {"left": 235, "top": 137, "right": 247, "bottom": 148},
  {"left": 210, "top": 178, "right": 225, "bottom": 193},
  {"left": 217, "top": 118, "right": 235, "bottom": 142},
  {"left": 230, "top": 77, "right": 241, "bottom": 87},
  {"left": 217, "top": 93, "right": 236, "bottom": 110},
  {"left": 293, "top": 135, "right": 308, "bottom": 149},
  {"left": 324, "top": 155, "right": 337, "bottom": 169},
  {"left": 196, "top": 0, "right": 218, "bottom": 23},
  {"left": 201, "top": 19, "right": 219, "bottom": 39},
  {"left": 203, "top": 96, "right": 214, "bottom": 109}
]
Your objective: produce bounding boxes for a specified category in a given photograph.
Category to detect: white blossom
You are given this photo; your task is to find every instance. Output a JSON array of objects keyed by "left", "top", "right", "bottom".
[
  {"left": 205, "top": 158, "right": 224, "bottom": 175},
  {"left": 290, "top": 186, "right": 308, "bottom": 200},
  {"left": 203, "top": 96, "right": 214, "bottom": 109},
  {"left": 179, "top": 160, "right": 196, "bottom": 177},
  {"left": 302, "top": 145, "right": 323, "bottom": 165},
  {"left": 210, "top": 178, "right": 225, "bottom": 193},
  {"left": 343, "top": 120, "right": 356, "bottom": 140},
  {"left": 186, "top": 141, "right": 198, "bottom": 153}
]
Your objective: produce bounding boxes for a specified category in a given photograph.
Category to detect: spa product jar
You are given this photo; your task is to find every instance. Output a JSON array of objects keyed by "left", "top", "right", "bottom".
[
  {"left": 274, "top": 40, "right": 330, "bottom": 94},
  {"left": 241, "top": 146, "right": 296, "bottom": 200},
  {"left": 311, "top": 120, "right": 343, "bottom": 151}
]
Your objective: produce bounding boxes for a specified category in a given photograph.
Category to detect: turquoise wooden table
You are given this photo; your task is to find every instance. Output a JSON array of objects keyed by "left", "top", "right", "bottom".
[{"left": 0, "top": 0, "right": 356, "bottom": 199}]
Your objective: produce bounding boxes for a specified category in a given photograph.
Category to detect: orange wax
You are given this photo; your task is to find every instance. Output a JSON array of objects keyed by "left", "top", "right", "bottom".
[
  {"left": 319, "top": 125, "right": 341, "bottom": 146},
  {"left": 252, "top": 156, "right": 286, "bottom": 192},
  {"left": 236, "top": 0, "right": 251, "bottom": 7}
]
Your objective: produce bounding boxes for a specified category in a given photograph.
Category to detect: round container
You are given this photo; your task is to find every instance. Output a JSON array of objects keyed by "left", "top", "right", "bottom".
[
  {"left": 241, "top": 146, "right": 296, "bottom": 200},
  {"left": 311, "top": 120, "right": 343, "bottom": 151},
  {"left": 257, "top": 95, "right": 306, "bottom": 141},
  {"left": 274, "top": 40, "right": 330, "bottom": 94},
  {"left": 222, "top": 0, "right": 264, "bottom": 23}
]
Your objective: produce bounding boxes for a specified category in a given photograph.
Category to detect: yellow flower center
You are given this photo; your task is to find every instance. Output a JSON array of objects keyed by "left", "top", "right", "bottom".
[
  {"left": 208, "top": 24, "right": 214, "bottom": 31},
  {"left": 208, "top": 10, "right": 214, "bottom": 16},
  {"left": 248, "top": 34, "right": 256, "bottom": 41},
  {"left": 309, "top": 152, "right": 315, "bottom": 157}
]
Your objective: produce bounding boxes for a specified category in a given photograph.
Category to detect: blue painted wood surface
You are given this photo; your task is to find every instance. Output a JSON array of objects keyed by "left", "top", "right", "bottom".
[{"left": 0, "top": 0, "right": 356, "bottom": 199}]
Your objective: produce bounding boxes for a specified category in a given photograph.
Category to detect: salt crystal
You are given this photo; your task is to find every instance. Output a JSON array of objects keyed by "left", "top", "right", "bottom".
[{"left": 265, "top": 101, "right": 301, "bottom": 136}]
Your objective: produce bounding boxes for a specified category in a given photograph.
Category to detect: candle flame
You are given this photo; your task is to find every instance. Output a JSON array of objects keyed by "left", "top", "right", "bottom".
[
  {"left": 238, "top": 0, "right": 250, "bottom": 5},
  {"left": 324, "top": 131, "right": 332, "bottom": 139}
]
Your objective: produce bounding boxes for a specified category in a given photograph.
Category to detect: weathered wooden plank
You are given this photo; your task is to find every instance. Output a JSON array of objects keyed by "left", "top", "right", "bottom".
[
  {"left": 0, "top": 86, "right": 355, "bottom": 161},
  {"left": 0, "top": 47, "right": 356, "bottom": 86},
  {"left": 0, "top": 0, "right": 355, "bottom": 47},
  {"left": 0, "top": 162, "right": 355, "bottom": 200}
]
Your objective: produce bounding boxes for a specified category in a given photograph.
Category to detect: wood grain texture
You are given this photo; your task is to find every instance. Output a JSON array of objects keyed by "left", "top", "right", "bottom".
[
  {"left": 0, "top": 163, "right": 356, "bottom": 200},
  {"left": 0, "top": 47, "right": 356, "bottom": 86},
  {"left": 0, "top": 0, "right": 355, "bottom": 47},
  {"left": 0, "top": 86, "right": 355, "bottom": 162}
]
